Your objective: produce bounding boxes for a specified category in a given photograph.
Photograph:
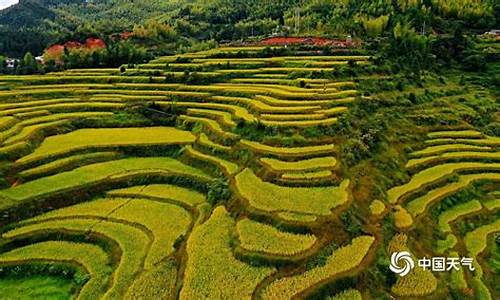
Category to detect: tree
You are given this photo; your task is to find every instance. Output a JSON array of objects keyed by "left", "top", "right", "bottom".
[
  {"left": 384, "top": 22, "right": 434, "bottom": 77},
  {"left": 0, "top": 56, "right": 6, "bottom": 74},
  {"left": 18, "top": 52, "right": 39, "bottom": 75}
]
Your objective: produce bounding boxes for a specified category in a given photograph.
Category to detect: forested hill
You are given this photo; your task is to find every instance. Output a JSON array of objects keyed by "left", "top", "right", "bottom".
[{"left": 1, "top": 0, "right": 499, "bottom": 57}]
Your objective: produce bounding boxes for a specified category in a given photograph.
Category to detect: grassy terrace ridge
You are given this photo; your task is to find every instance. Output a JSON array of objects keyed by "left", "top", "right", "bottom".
[
  {"left": 107, "top": 184, "right": 206, "bottom": 207},
  {"left": 405, "top": 173, "right": 500, "bottom": 217},
  {"left": 260, "top": 156, "right": 337, "bottom": 173},
  {"left": 15, "top": 127, "right": 195, "bottom": 165},
  {"left": 240, "top": 140, "right": 335, "bottom": 158},
  {"left": 0, "top": 157, "right": 211, "bottom": 208},
  {"left": 236, "top": 218, "right": 317, "bottom": 256},
  {"left": 3, "top": 218, "right": 149, "bottom": 299},
  {"left": 261, "top": 236, "right": 374, "bottom": 299},
  {"left": 387, "top": 162, "right": 500, "bottom": 204},
  {"left": 0, "top": 241, "right": 112, "bottom": 300},
  {"left": 234, "top": 168, "right": 349, "bottom": 216},
  {"left": 180, "top": 206, "right": 275, "bottom": 300}
]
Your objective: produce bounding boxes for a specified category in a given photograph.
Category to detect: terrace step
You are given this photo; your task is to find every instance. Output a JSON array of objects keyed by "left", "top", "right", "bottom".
[{"left": 240, "top": 140, "right": 335, "bottom": 158}]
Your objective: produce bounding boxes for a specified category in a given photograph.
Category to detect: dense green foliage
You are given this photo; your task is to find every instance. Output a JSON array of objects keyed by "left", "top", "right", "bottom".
[{"left": 1, "top": 0, "right": 498, "bottom": 57}]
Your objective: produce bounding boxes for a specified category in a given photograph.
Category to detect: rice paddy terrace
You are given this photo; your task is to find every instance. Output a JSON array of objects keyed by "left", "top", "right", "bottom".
[{"left": 0, "top": 45, "right": 497, "bottom": 299}]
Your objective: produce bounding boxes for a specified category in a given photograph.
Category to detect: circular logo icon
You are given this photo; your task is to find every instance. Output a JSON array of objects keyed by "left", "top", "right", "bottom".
[{"left": 389, "top": 251, "right": 415, "bottom": 277}]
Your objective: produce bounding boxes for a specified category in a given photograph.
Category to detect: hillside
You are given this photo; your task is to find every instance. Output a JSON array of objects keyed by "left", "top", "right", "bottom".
[
  {"left": 1, "top": 0, "right": 498, "bottom": 57},
  {"left": 0, "top": 0, "right": 498, "bottom": 299},
  {"left": 0, "top": 36, "right": 498, "bottom": 298}
]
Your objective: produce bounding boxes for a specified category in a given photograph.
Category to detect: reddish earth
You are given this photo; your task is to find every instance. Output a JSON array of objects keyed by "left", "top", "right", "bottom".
[
  {"left": 85, "top": 38, "right": 106, "bottom": 49},
  {"left": 260, "top": 36, "right": 357, "bottom": 47},
  {"left": 44, "top": 38, "right": 106, "bottom": 62}
]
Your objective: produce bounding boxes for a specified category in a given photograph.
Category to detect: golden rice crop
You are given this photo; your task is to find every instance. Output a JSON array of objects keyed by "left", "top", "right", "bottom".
[
  {"left": 405, "top": 173, "right": 500, "bottom": 216},
  {"left": 254, "top": 95, "right": 333, "bottom": 107},
  {"left": 315, "top": 106, "right": 349, "bottom": 116},
  {"left": 328, "top": 289, "right": 362, "bottom": 300},
  {"left": 260, "top": 113, "right": 326, "bottom": 121},
  {"left": 262, "top": 117, "right": 338, "bottom": 127},
  {"left": 4, "top": 218, "right": 149, "bottom": 299},
  {"left": 108, "top": 198, "right": 192, "bottom": 267},
  {"left": 369, "top": 200, "right": 386, "bottom": 216},
  {"left": 0, "top": 157, "right": 211, "bottom": 206},
  {"left": 107, "top": 183, "right": 206, "bottom": 207},
  {"left": 406, "top": 151, "right": 500, "bottom": 169},
  {"left": 158, "top": 101, "right": 256, "bottom": 123},
  {"left": 235, "top": 168, "right": 349, "bottom": 215},
  {"left": 281, "top": 170, "right": 333, "bottom": 180},
  {"left": 425, "top": 136, "right": 500, "bottom": 147},
  {"left": 484, "top": 198, "right": 500, "bottom": 211},
  {"left": 211, "top": 95, "right": 321, "bottom": 114},
  {"left": 261, "top": 236, "right": 374, "bottom": 299},
  {"left": 0, "top": 116, "right": 16, "bottom": 130},
  {"left": 394, "top": 205, "right": 413, "bottom": 229},
  {"left": 198, "top": 133, "right": 232, "bottom": 153},
  {"left": 260, "top": 156, "right": 337, "bottom": 172},
  {"left": 464, "top": 219, "right": 500, "bottom": 257},
  {"left": 17, "top": 127, "right": 195, "bottom": 165},
  {"left": 186, "top": 108, "right": 237, "bottom": 127},
  {"left": 277, "top": 212, "right": 317, "bottom": 223},
  {"left": 240, "top": 140, "right": 335, "bottom": 157},
  {"left": 428, "top": 130, "right": 484, "bottom": 139},
  {"left": 4, "top": 113, "right": 113, "bottom": 145},
  {"left": 125, "top": 259, "right": 177, "bottom": 300},
  {"left": 391, "top": 265, "right": 437, "bottom": 297},
  {"left": 0, "top": 241, "right": 112, "bottom": 300},
  {"left": 180, "top": 206, "right": 275, "bottom": 300},
  {"left": 237, "top": 218, "right": 317, "bottom": 256},
  {"left": 18, "top": 152, "right": 119, "bottom": 179},
  {"left": 0, "top": 102, "right": 124, "bottom": 118},
  {"left": 185, "top": 145, "right": 239, "bottom": 176},
  {"left": 410, "top": 143, "right": 492, "bottom": 157},
  {"left": 179, "top": 115, "right": 239, "bottom": 140},
  {"left": 387, "top": 163, "right": 500, "bottom": 204}
]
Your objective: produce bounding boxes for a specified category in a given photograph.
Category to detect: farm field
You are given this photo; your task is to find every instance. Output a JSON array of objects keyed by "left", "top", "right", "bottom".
[{"left": 0, "top": 42, "right": 498, "bottom": 300}]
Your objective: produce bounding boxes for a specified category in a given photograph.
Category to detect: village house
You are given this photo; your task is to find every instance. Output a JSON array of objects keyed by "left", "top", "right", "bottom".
[{"left": 5, "top": 58, "right": 18, "bottom": 68}]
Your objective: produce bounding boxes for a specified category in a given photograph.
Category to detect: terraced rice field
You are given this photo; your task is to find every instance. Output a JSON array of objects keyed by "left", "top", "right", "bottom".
[
  {"left": 1, "top": 44, "right": 497, "bottom": 299},
  {"left": 386, "top": 129, "right": 500, "bottom": 298},
  {"left": 0, "top": 46, "right": 378, "bottom": 299}
]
